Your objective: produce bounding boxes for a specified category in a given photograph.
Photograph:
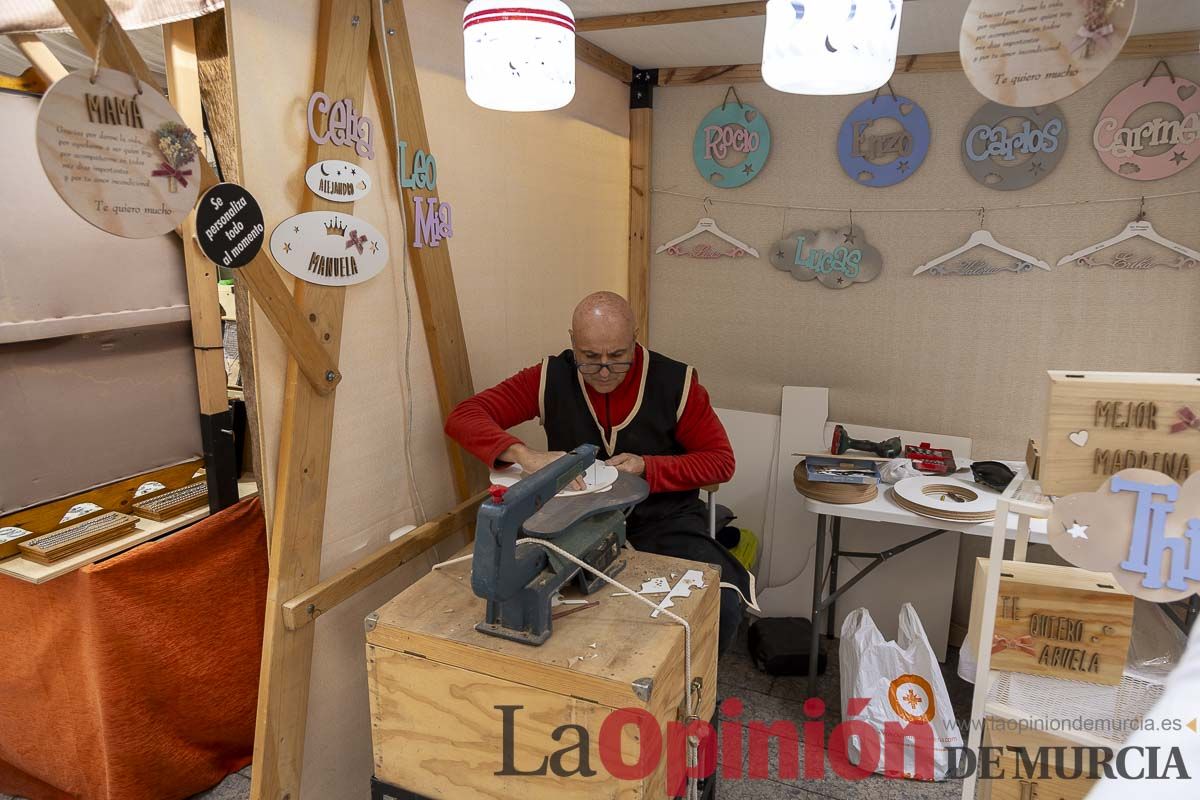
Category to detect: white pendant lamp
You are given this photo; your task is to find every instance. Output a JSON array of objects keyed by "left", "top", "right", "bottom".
[
  {"left": 761, "top": 0, "right": 903, "bottom": 95},
  {"left": 463, "top": 0, "right": 576, "bottom": 112}
]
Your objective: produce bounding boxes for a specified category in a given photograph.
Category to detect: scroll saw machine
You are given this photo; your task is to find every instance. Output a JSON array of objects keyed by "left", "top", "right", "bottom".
[{"left": 471, "top": 444, "right": 649, "bottom": 645}]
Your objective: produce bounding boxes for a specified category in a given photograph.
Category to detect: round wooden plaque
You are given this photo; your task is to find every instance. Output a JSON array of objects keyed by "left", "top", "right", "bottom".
[
  {"left": 960, "top": 0, "right": 1136, "bottom": 106},
  {"left": 36, "top": 68, "right": 201, "bottom": 238}
]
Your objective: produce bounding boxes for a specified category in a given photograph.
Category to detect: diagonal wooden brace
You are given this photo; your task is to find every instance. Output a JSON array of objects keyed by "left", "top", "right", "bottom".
[{"left": 51, "top": 0, "right": 341, "bottom": 395}]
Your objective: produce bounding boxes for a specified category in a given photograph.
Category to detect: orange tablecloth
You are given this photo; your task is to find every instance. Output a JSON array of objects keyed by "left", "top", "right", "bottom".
[{"left": 0, "top": 497, "right": 268, "bottom": 800}]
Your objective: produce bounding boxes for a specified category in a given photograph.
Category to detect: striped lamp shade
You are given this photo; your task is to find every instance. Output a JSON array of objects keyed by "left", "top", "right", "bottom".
[{"left": 463, "top": 1, "right": 576, "bottom": 111}]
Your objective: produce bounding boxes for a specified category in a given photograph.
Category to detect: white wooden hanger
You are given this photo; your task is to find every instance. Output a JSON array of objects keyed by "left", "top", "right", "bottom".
[
  {"left": 913, "top": 209, "right": 1050, "bottom": 275},
  {"left": 655, "top": 216, "right": 760, "bottom": 258},
  {"left": 1057, "top": 202, "right": 1200, "bottom": 267}
]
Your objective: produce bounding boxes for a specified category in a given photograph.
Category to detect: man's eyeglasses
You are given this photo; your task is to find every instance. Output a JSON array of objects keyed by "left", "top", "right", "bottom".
[{"left": 576, "top": 361, "right": 633, "bottom": 375}]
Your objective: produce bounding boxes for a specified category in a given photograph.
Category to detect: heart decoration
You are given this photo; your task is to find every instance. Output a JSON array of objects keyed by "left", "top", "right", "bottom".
[
  {"left": 899, "top": 103, "right": 913, "bottom": 115},
  {"left": 1068, "top": 430, "right": 1090, "bottom": 447},
  {"left": 1179, "top": 85, "right": 1197, "bottom": 101}
]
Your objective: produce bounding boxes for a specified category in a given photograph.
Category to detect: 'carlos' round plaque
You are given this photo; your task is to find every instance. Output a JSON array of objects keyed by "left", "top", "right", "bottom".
[
  {"left": 962, "top": 102, "right": 1068, "bottom": 190},
  {"left": 36, "top": 68, "right": 201, "bottom": 238}
]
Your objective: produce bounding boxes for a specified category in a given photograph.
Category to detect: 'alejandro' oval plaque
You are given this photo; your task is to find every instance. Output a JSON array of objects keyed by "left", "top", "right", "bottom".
[
  {"left": 962, "top": 102, "right": 1067, "bottom": 190},
  {"left": 269, "top": 211, "right": 388, "bottom": 287},
  {"left": 304, "top": 159, "right": 372, "bottom": 202}
]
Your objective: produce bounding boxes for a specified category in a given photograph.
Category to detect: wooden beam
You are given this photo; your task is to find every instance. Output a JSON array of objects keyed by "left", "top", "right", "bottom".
[
  {"left": 51, "top": 0, "right": 343, "bottom": 399},
  {"left": 577, "top": 2, "right": 764, "bottom": 32},
  {"left": 628, "top": 106, "right": 652, "bottom": 346},
  {"left": 164, "top": 20, "right": 229, "bottom": 418},
  {"left": 8, "top": 33, "right": 68, "bottom": 82},
  {"left": 372, "top": 0, "right": 489, "bottom": 501},
  {"left": 658, "top": 29, "right": 1200, "bottom": 86},
  {"left": 576, "top": 36, "right": 634, "bottom": 83},
  {"left": 281, "top": 490, "right": 486, "bottom": 630},
  {"left": 248, "top": 2, "right": 370, "bottom": 798}
]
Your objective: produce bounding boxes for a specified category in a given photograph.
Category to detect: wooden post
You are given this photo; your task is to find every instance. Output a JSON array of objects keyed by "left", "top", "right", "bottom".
[
  {"left": 370, "top": 0, "right": 487, "bottom": 501},
  {"left": 246, "top": 2, "right": 371, "bottom": 798},
  {"left": 164, "top": 19, "right": 239, "bottom": 510},
  {"left": 8, "top": 33, "right": 68, "bottom": 82},
  {"left": 628, "top": 70, "right": 655, "bottom": 345}
]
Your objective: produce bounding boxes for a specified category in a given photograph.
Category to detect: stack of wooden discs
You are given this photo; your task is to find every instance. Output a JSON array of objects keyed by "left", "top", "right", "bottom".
[
  {"left": 889, "top": 476, "right": 997, "bottom": 523},
  {"left": 793, "top": 459, "right": 878, "bottom": 504}
]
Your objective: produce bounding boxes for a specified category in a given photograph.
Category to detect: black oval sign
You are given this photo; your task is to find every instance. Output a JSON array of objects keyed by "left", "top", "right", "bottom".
[{"left": 195, "top": 182, "right": 265, "bottom": 268}]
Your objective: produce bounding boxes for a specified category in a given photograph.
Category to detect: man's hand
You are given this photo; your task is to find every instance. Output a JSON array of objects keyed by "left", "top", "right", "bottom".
[
  {"left": 606, "top": 452, "right": 645, "bottom": 477},
  {"left": 499, "top": 445, "right": 586, "bottom": 490}
]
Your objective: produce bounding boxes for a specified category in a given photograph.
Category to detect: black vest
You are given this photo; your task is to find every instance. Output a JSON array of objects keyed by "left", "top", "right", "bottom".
[{"left": 541, "top": 347, "right": 706, "bottom": 531}]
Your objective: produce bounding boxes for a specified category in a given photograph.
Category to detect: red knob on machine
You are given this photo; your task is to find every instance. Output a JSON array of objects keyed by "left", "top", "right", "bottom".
[{"left": 488, "top": 484, "right": 508, "bottom": 504}]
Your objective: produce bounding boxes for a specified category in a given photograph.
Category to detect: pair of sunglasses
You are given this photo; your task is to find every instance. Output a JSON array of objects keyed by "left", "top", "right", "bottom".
[{"left": 970, "top": 461, "right": 1016, "bottom": 493}]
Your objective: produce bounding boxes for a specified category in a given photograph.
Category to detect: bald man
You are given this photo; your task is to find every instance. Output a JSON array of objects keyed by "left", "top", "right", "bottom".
[{"left": 446, "top": 291, "right": 749, "bottom": 654}]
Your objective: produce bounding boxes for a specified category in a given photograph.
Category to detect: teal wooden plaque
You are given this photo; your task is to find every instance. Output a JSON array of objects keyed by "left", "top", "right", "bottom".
[{"left": 693, "top": 101, "right": 771, "bottom": 189}]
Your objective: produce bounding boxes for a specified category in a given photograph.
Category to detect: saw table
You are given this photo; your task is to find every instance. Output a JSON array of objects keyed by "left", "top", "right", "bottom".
[{"left": 365, "top": 544, "right": 720, "bottom": 799}]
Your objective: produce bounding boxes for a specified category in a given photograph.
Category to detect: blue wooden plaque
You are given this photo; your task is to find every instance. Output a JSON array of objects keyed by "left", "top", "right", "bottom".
[
  {"left": 693, "top": 102, "right": 771, "bottom": 189},
  {"left": 837, "top": 94, "right": 930, "bottom": 188}
]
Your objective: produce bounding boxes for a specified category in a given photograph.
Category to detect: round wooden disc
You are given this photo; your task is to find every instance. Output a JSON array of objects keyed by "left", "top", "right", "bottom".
[
  {"left": 36, "top": 68, "right": 201, "bottom": 238},
  {"left": 960, "top": 0, "right": 1135, "bottom": 107},
  {"left": 793, "top": 460, "right": 879, "bottom": 504},
  {"left": 892, "top": 476, "right": 998, "bottom": 519}
]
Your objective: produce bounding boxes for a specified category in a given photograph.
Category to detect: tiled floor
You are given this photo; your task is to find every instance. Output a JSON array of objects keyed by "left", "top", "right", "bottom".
[{"left": 3, "top": 623, "right": 973, "bottom": 800}]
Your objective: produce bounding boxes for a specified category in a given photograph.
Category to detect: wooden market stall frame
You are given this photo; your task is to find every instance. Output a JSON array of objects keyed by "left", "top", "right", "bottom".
[{"left": 12, "top": 3, "right": 1200, "bottom": 800}]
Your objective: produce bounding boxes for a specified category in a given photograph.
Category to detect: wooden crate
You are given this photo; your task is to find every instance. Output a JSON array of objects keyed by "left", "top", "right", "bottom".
[
  {"left": 980, "top": 722, "right": 1097, "bottom": 800},
  {"left": 968, "top": 559, "right": 1133, "bottom": 686},
  {"left": 366, "top": 547, "right": 720, "bottom": 800},
  {"left": 1041, "top": 371, "right": 1200, "bottom": 495}
]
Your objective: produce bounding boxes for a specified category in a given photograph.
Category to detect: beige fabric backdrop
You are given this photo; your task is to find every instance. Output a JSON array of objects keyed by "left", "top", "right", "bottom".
[
  {"left": 226, "top": 1, "right": 627, "bottom": 796},
  {"left": 649, "top": 56, "right": 1200, "bottom": 459}
]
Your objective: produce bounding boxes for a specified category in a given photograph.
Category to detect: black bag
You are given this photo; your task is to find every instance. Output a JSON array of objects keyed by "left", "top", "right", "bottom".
[{"left": 748, "top": 617, "right": 828, "bottom": 676}]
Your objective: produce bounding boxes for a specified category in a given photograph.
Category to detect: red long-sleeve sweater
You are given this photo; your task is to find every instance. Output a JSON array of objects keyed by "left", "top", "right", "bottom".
[{"left": 444, "top": 345, "right": 734, "bottom": 493}]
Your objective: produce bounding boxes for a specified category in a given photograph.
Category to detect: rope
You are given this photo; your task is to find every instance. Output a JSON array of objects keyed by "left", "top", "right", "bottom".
[
  {"left": 433, "top": 540, "right": 704, "bottom": 798},
  {"left": 375, "top": 0, "right": 426, "bottom": 524}
]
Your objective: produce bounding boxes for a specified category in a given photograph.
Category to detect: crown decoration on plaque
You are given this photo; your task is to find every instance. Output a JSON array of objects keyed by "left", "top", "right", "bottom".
[{"left": 271, "top": 211, "right": 389, "bottom": 288}]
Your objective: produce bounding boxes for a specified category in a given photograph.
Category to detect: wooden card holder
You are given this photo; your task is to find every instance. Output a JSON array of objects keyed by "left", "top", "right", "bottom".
[
  {"left": 18, "top": 511, "right": 140, "bottom": 565},
  {"left": 130, "top": 480, "right": 209, "bottom": 521}
]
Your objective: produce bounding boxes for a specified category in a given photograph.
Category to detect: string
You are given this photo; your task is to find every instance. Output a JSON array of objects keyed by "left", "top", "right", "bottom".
[
  {"left": 89, "top": 12, "right": 142, "bottom": 95},
  {"left": 375, "top": 0, "right": 426, "bottom": 524},
  {"left": 651, "top": 187, "right": 1200, "bottom": 216},
  {"left": 89, "top": 13, "right": 110, "bottom": 84},
  {"left": 110, "top": 20, "right": 143, "bottom": 95}
]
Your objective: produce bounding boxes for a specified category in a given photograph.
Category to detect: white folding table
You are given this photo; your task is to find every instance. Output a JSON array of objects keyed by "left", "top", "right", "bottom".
[{"left": 799, "top": 469, "right": 1048, "bottom": 697}]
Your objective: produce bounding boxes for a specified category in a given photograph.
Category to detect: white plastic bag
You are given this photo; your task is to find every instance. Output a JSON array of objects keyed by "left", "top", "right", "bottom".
[{"left": 839, "top": 604, "right": 963, "bottom": 781}]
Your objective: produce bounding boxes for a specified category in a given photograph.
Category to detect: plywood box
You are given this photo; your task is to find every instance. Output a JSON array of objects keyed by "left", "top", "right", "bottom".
[
  {"left": 969, "top": 559, "right": 1133, "bottom": 686},
  {"left": 366, "top": 547, "right": 720, "bottom": 799},
  {"left": 1041, "top": 371, "right": 1200, "bottom": 496},
  {"left": 980, "top": 722, "right": 1096, "bottom": 800}
]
